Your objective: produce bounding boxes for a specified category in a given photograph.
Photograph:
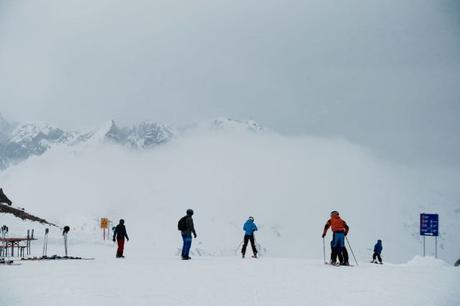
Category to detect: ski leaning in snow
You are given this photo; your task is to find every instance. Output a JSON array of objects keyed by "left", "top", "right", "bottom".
[{"left": 21, "top": 255, "right": 95, "bottom": 261}]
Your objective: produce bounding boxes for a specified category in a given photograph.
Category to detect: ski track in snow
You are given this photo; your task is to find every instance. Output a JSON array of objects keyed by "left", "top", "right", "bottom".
[{"left": 0, "top": 243, "right": 459, "bottom": 306}]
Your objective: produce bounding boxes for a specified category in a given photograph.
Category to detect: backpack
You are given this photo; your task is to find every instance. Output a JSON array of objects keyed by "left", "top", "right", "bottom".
[{"left": 178, "top": 216, "right": 187, "bottom": 231}]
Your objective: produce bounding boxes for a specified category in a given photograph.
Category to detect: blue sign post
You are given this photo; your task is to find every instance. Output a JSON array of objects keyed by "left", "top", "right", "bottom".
[{"left": 420, "top": 213, "right": 439, "bottom": 258}]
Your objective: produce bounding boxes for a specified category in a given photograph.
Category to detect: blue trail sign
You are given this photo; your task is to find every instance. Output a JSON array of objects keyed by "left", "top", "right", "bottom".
[{"left": 420, "top": 213, "right": 439, "bottom": 236}]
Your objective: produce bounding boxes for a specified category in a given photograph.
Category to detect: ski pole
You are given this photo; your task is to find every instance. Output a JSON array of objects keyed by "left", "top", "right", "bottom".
[
  {"left": 63, "top": 226, "right": 70, "bottom": 257},
  {"left": 42, "top": 228, "right": 49, "bottom": 257},
  {"left": 346, "top": 237, "right": 358, "bottom": 266},
  {"left": 322, "top": 237, "right": 326, "bottom": 264},
  {"left": 234, "top": 239, "right": 243, "bottom": 254},
  {"left": 45, "top": 229, "right": 48, "bottom": 256},
  {"left": 253, "top": 234, "right": 260, "bottom": 257}
]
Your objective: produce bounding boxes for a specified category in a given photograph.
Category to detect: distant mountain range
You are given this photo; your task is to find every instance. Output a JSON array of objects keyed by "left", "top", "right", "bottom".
[{"left": 0, "top": 114, "right": 263, "bottom": 170}]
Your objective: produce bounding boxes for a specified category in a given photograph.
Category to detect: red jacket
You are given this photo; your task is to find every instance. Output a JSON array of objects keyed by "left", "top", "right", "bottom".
[{"left": 323, "top": 215, "right": 349, "bottom": 236}]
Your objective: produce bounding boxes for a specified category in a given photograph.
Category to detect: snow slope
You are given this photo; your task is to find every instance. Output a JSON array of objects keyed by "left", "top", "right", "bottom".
[{"left": 0, "top": 243, "right": 459, "bottom": 306}]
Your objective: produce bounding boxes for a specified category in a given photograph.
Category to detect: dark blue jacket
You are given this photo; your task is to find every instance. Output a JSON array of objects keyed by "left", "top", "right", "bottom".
[{"left": 374, "top": 240, "right": 383, "bottom": 254}]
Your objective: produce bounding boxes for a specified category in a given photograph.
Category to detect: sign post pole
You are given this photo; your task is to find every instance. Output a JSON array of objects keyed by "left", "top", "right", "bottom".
[
  {"left": 435, "top": 236, "right": 438, "bottom": 258},
  {"left": 100, "top": 218, "right": 109, "bottom": 240},
  {"left": 423, "top": 236, "right": 425, "bottom": 256},
  {"left": 420, "top": 213, "right": 439, "bottom": 258}
]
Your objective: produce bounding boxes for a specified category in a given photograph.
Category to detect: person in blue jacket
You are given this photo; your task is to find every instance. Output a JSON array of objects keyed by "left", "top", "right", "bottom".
[
  {"left": 241, "top": 216, "right": 258, "bottom": 258},
  {"left": 371, "top": 239, "right": 383, "bottom": 264}
]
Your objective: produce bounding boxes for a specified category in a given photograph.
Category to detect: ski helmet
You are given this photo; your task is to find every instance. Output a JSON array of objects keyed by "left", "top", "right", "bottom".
[
  {"left": 186, "top": 209, "right": 194, "bottom": 216},
  {"left": 249, "top": 216, "right": 254, "bottom": 221},
  {"left": 330, "top": 210, "right": 339, "bottom": 216}
]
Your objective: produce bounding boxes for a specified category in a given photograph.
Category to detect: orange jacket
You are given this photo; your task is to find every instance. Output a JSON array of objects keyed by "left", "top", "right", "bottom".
[{"left": 322, "top": 215, "right": 349, "bottom": 236}]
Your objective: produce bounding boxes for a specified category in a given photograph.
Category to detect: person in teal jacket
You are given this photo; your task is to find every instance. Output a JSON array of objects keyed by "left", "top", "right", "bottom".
[{"left": 241, "top": 216, "right": 258, "bottom": 258}]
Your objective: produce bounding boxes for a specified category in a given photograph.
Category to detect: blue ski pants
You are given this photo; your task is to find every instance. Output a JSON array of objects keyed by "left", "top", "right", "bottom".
[{"left": 181, "top": 233, "right": 192, "bottom": 257}]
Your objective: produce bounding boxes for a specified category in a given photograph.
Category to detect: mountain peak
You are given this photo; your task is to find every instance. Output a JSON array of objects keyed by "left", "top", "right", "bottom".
[
  {"left": 210, "top": 117, "right": 264, "bottom": 133},
  {"left": 104, "top": 120, "right": 123, "bottom": 142},
  {"left": 0, "top": 117, "right": 264, "bottom": 171}
]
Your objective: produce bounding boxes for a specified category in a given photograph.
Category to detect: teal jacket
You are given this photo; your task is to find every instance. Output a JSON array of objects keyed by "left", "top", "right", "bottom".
[{"left": 243, "top": 219, "right": 258, "bottom": 235}]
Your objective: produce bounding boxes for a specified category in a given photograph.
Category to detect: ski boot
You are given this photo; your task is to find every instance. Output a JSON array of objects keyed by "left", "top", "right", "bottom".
[{"left": 329, "top": 260, "right": 339, "bottom": 266}]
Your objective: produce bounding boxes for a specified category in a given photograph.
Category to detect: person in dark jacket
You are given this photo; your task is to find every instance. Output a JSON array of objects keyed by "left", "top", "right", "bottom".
[
  {"left": 371, "top": 239, "right": 383, "bottom": 264},
  {"left": 113, "top": 219, "right": 129, "bottom": 258},
  {"left": 322, "top": 211, "right": 350, "bottom": 265},
  {"left": 241, "top": 216, "right": 258, "bottom": 258},
  {"left": 180, "top": 209, "right": 197, "bottom": 260}
]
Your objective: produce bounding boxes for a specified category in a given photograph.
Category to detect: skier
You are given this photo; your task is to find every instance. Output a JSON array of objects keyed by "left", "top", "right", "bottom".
[
  {"left": 113, "top": 219, "right": 129, "bottom": 258},
  {"left": 241, "top": 216, "right": 258, "bottom": 258},
  {"left": 178, "top": 209, "right": 197, "bottom": 260},
  {"left": 332, "top": 240, "right": 349, "bottom": 265},
  {"left": 322, "top": 211, "right": 349, "bottom": 266},
  {"left": 371, "top": 239, "right": 383, "bottom": 264}
]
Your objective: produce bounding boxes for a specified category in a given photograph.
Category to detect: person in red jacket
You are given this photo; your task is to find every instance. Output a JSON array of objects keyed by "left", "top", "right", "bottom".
[{"left": 322, "top": 211, "right": 349, "bottom": 266}]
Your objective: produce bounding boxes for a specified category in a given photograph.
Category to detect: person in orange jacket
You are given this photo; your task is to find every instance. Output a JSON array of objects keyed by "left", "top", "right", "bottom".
[{"left": 322, "top": 211, "right": 349, "bottom": 265}]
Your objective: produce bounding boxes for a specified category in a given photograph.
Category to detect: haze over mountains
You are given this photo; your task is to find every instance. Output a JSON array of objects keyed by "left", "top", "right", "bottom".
[{"left": 1, "top": 113, "right": 459, "bottom": 264}]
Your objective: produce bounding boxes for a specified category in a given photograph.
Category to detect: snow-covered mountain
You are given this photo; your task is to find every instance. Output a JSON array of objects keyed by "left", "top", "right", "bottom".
[
  {"left": 100, "top": 120, "right": 175, "bottom": 148},
  {"left": 0, "top": 115, "right": 261, "bottom": 170},
  {"left": 208, "top": 117, "right": 264, "bottom": 133}
]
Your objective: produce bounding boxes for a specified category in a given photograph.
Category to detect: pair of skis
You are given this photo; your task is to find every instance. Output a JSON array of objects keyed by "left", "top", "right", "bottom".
[{"left": 0, "top": 258, "right": 21, "bottom": 266}]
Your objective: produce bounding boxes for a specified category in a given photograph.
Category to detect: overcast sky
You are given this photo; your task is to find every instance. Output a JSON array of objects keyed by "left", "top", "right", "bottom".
[{"left": 0, "top": 0, "right": 459, "bottom": 165}]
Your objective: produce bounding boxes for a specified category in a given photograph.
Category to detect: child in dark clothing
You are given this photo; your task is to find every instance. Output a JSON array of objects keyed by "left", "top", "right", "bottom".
[{"left": 371, "top": 239, "right": 383, "bottom": 264}]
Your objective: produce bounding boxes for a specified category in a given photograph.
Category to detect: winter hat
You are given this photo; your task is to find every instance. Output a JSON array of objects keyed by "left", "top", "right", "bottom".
[
  {"left": 186, "top": 209, "right": 194, "bottom": 216},
  {"left": 330, "top": 211, "right": 339, "bottom": 216},
  {"left": 249, "top": 216, "right": 254, "bottom": 221}
]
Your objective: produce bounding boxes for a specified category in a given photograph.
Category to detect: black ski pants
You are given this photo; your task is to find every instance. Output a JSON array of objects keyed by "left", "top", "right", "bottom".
[
  {"left": 241, "top": 234, "right": 257, "bottom": 256},
  {"left": 337, "top": 247, "right": 349, "bottom": 264},
  {"left": 332, "top": 246, "right": 349, "bottom": 264},
  {"left": 372, "top": 252, "right": 382, "bottom": 263}
]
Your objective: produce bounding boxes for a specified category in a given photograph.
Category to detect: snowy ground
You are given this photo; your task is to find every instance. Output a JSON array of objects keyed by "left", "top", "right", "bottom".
[
  {"left": 1, "top": 126, "right": 460, "bottom": 305},
  {"left": 1, "top": 242, "right": 459, "bottom": 306}
]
